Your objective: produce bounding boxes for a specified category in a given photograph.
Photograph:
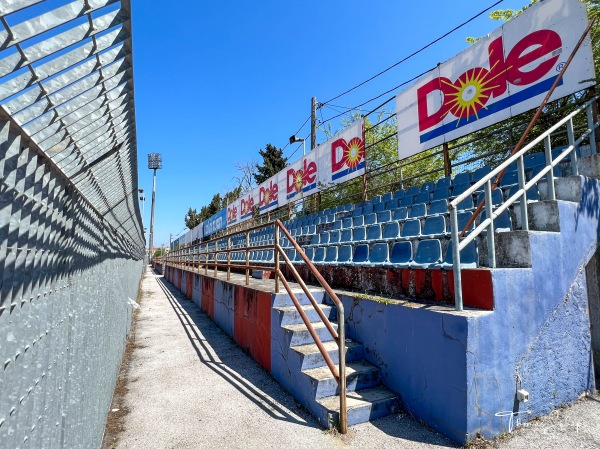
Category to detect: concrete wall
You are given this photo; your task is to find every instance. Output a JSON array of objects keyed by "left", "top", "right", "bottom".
[{"left": 467, "top": 193, "right": 598, "bottom": 439}]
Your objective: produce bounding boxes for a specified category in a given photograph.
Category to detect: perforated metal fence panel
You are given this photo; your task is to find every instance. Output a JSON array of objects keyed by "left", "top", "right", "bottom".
[{"left": 0, "top": 1, "right": 144, "bottom": 447}]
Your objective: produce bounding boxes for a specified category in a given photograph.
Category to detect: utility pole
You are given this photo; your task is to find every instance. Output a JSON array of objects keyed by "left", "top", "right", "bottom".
[
  {"left": 311, "top": 96, "right": 317, "bottom": 150},
  {"left": 148, "top": 153, "right": 162, "bottom": 262}
]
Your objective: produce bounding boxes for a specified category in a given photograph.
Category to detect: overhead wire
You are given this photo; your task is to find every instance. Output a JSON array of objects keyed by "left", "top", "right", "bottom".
[{"left": 319, "top": 0, "right": 504, "bottom": 107}]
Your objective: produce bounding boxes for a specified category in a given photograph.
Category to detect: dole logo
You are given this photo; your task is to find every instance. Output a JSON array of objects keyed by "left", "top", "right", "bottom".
[
  {"left": 418, "top": 29, "right": 562, "bottom": 131},
  {"left": 331, "top": 137, "right": 365, "bottom": 180},
  {"left": 287, "top": 158, "right": 317, "bottom": 196},
  {"left": 227, "top": 204, "right": 237, "bottom": 223},
  {"left": 241, "top": 195, "right": 254, "bottom": 217},
  {"left": 259, "top": 180, "right": 278, "bottom": 208}
]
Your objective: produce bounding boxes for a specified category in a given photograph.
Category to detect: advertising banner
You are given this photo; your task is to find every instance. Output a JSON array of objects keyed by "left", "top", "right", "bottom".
[
  {"left": 239, "top": 189, "right": 259, "bottom": 223},
  {"left": 258, "top": 175, "right": 280, "bottom": 213},
  {"left": 226, "top": 199, "right": 239, "bottom": 228},
  {"left": 396, "top": 0, "right": 595, "bottom": 158},
  {"left": 285, "top": 150, "right": 319, "bottom": 202},
  {"left": 317, "top": 119, "right": 365, "bottom": 186},
  {"left": 203, "top": 208, "right": 226, "bottom": 236}
]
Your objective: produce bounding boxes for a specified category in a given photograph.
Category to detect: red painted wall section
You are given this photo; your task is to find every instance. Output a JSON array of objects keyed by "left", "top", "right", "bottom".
[
  {"left": 233, "top": 286, "right": 271, "bottom": 372},
  {"left": 186, "top": 273, "right": 193, "bottom": 300},
  {"left": 177, "top": 269, "right": 182, "bottom": 291},
  {"left": 202, "top": 277, "right": 215, "bottom": 319}
]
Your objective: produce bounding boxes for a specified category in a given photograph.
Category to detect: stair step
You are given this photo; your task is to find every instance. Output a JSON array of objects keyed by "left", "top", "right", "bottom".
[
  {"left": 303, "top": 360, "right": 381, "bottom": 398},
  {"left": 317, "top": 385, "right": 400, "bottom": 428},
  {"left": 273, "top": 289, "right": 324, "bottom": 307},
  {"left": 291, "top": 339, "right": 364, "bottom": 370},
  {"left": 282, "top": 321, "right": 338, "bottom": 346},
  {"left": 274, "top": 304, "right": 334, "bottom": 326}
]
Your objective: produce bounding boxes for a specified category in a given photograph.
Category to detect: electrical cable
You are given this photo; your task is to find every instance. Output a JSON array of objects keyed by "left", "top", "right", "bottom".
[{"left": 320, "top": 0, "right": 504, "bottom": 106}]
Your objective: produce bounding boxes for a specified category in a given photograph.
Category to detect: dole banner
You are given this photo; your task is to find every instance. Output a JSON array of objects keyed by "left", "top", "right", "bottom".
[
  {"left": 226, "top": 199, "right": 239, "bottom": 227},
  {"left": 317, "top": 119, "right": 365, "bottom": 186},
  {"left": 396, "top": 0, "right": 595, "bottom": 159},
  {"left": 284, "top": 150, "right": 319, "bottom": 201},
  {"left": 239, "top": 189, "right": 259, "bottom": 223},
  {"left": 258, "top": 175, "right": 280, "bottom": 213}
]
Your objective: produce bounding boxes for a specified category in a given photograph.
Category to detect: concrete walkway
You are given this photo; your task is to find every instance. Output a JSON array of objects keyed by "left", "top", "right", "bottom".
[{"left": 107, "top": 268, "right": 600, "bottom": 449}]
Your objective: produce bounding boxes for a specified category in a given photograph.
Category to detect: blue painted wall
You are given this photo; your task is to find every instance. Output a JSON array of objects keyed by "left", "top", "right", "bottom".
[
  {"left": 467, "top": 196, "right": 597, "bottom": 439},
  {"left": 213, "top": 279, "right": 235, "bottom": 337}
]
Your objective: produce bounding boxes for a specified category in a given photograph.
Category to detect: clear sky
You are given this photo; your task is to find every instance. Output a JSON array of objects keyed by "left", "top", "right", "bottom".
[{"left": 132, "top": 0, "right": 531, "bottom": 248}]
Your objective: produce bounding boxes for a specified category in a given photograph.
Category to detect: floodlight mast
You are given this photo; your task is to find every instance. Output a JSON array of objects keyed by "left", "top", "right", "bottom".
[{"left": 148, "top": 153, "right": 162, "bottom": 261}]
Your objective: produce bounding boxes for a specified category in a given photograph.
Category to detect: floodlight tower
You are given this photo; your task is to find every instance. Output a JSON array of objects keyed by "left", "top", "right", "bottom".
[{"left": 148, "top": 153, "right": 162, "bottom": 261}]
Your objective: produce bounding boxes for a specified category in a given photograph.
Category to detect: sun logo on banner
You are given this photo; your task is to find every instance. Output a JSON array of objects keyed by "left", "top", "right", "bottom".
[
  {"left": 263, "top": 189, "right": 271, "bottom": 204},
  {"left": 344, "top": 137, "right": 365, "bottom": 168},
  {"left": 440, "top": 65, "right": 506, "bottom": 125},
  {"left": 293, "top": 169, "right": 304, "bottom": 193}
]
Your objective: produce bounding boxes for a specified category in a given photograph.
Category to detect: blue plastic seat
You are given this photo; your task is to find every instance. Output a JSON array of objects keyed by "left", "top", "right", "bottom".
[
  {"left": 320, "top": 232, "right": 330, "bottom": 246},
  {"left": 374, "top": 202, "right": 386, "bottom": 213},
  {"left": 508, "top": 184, "right": 540, "bottom": 203},
  {"left": 410, "top": 203, "right": 427, "bottom": 218},
  {"left": 457, "top": 195, "right": 474, "bottom": 211},
  {"left": 329, "top": 230, "right": 341, "bottom": 245},
  {"left": 450, "top": 211, "right": 475, "bottom": 235},
  {"left": 332, "top": 220, "right": 342, "bottom": 231},
  {"left": 410, "top": 239, "right": 442, "bottom": 269},
  {"left": 399, "top": 218, "right": 421, "bottom": 240},
  {"left": 432, "top": 187, "right": 451, "bottom": 200},
  {"left": 352, "top": 206, "right": 364, "bottom": 217},
  {"left": 337, "top": 245, "right": 353, "bottom": 265},
  {"left": 421, "top": 181, "right": 435, "bottom": 193},
  {"left": 362, "top": 203, "right": 374, "bottom": 215},
  {"left": 304, "top": 247, "right": 315, "bottom": 261},
  {"left": 364, "top": 224, "right": 381, "bottom": 242},
  {"left": 436, "top": 176, "right": 452, "bottom": 190},
  {"left": 342, "top": 217, "right": 353, "bottom": 229},
  {"left": 441, "top": 240, "right": 478, "bottom": 269},
  {"left": 293, "top": 250, "right": 304, "bottom": 264},
  {"left": 352, "top": 244, "right": 370, "bottom": 265},
  {"left": 499, "top": 171, "right": 519, "bottom": 187},
  {"left": 428, "top": 199, "right": 448, "bottom": 216},
  {"left": 343, "top": 203, "right": 353, "bottom": 212},
  {"left": 381, "top": 221, "right": 400, "bottom": 241},
  {"left": 472, "top": 166, "right": 492, "bottom": 183},
  {"left": 481, "top": 209, "right": 512, "bottom": 232},
  {"left": 308, "top": 234, "right": 320, "bottom": 247},
  {"left": 377, "top": 210, "right": 392, "bottom": 223},
  {"left": 523, "top": 152, "right": 546, "bottom": 169},
  {"left": 353, "top": 215, "right": 365, "bottom": 227},
  {"left": 313, "top": 246, "right": 326, "bottom": 263},
  {"left": 405, "top": 185, "right": 419, "bottom": 197},
  {"left": 393, "top": 189, "right": 405, "bottom": 199},
  {"left": 400, "top": 195, "right": 414, "bottom": 207},
  {"left": 368, "top": 242, "right": 389, "bottom": 266},
  {"left": 414, "top": 191, "right": 430, "bottom": 205},
  {"left": 340, "top": 229, "right": 352, "bottom": 243},
  {"left": 453, "top": 172, "right": 472, "bottom": 186},
  {"left": 326, "top": 214, "right": 335, "bottom": 223},
  {"left": 353, "top": 226, "right": 367, "bottom": 243},
  {"left": 529, "top": 164, "right": 563, "bottom": 180},
  {"left": 476, "top": 188, "right": 503, "bottom": 207},
  {"left": 451, "top": 182, "right": 471, "bottom": 197},
  {"left": 371, "top": 195, "right": 382, "bottom": 205},
  {"left": 393, "top": 207, "right": 408, "bottom": 221},
  {"left": 365, "top": 213, "right": 377, "bottom": 226},
  {"left": 421, "top": 215, "right": 447, "bottom": 239},
  {"left": 384, "top": 241, "right": 412, "bottom": 268},
  {"left": 385, "top": 199, "right": 399, "bottom": 209},
  {"left": 323, "top": 246, "right": 338, "bottom": 264},
  {"left": 382, "top": 192, "right": 393, "bottom": 203}
]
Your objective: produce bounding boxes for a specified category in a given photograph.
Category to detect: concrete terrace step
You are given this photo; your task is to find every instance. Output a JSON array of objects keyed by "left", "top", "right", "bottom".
[
  {"left": 303, "top": 360, "right": 381, "bottom": 398},
  {"left": 273, "top": 304, "right": 334, "bottom": 326},
  {"left": 317, "top": 385, "right": 400, "bottom": 428},
  {"left": 282, "top": 321, "right": 338, "bottom": 346},
  {"left": 273, "top": 288, "right": 325, "bottom": 307},
  {"left": 291, "top": 339, "right": 364, "bottom": 370}
]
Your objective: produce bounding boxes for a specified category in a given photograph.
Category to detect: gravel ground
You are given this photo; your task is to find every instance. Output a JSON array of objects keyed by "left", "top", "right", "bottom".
[{"left": 105, "top": 267, "right": 600, "bottom": 449}]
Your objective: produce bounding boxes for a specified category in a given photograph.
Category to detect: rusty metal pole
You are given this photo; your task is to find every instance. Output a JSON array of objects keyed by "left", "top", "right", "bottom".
[{"left": 443, "top": 142, "right": 452, "bottom": 177}]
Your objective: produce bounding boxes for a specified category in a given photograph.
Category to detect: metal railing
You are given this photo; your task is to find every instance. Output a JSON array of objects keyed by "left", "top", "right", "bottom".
[
  {"left": 158, "top": 220, "right": 349, "bottom": 433},
  {"left": 449, "top": 96, "right": 600, "bottom": 311}
]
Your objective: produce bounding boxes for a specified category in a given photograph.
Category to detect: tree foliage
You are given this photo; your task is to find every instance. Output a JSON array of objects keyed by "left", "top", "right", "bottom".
[
  {"left": 184, "top": 207, "right": 202, "bottom": 230},
  {"left": 254, "top": 143, "right": 287, "bottom": 184}
]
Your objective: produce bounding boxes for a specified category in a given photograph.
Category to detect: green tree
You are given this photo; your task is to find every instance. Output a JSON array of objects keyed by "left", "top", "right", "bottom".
[
  {"left": 184, "top": 207, "right": 202, "bottom": 230},
  {"left": 222, "top": 186, "right": 242, "bottom": 208},
  {"left": 153, "top": 248, "right": 167, "bottom": 258},
  {"left": 254, "top": 143, "right": 287, "bottom": 184},
  {"left": 207, "top": 193, "right": 222, "bottom": 216}
]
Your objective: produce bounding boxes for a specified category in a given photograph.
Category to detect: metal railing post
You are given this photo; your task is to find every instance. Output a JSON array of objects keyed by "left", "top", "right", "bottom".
[
  {"left": 517, "top": 155, "right": 528, "bottom": 231},
  {"left": 274, "top": 224, "right": 280, "bottom": 293},
  {"left": 337, "top": 303, "right": 347, "bottom": 434},
  {"left": 450, "top": 207, "right": 463, "bottom": 311},
  {"left": 587, "top": 102, "right": 597, "bottom": 156},
  {"left": 567, "top": 118, "right": 578, "bottom": 176},
  {"left": 245, "top": 230, "right": 250, "bottom": 285},
  {"left": 227, "top": 236, "right": 231, "bottom": 281},
  {"left": 543, "top": 135, "right": 556, "bottom": 200},
  {"left": 484, "top": 180, "right": 496, "bottom": 268}
]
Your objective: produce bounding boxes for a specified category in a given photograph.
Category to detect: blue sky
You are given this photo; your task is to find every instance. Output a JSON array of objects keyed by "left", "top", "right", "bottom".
[{"left": 132, "top": 0, "right": 531, "bottom": 247}]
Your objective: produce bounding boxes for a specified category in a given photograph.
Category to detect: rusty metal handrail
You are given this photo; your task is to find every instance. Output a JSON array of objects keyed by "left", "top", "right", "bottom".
[{"left": 156, "top": 219, "right": 348, "bottom": 433}]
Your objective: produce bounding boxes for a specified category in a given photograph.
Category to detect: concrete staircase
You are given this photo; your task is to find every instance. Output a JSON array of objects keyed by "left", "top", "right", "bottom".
[{"left": 272, "top": 292, "right": 399, "bottom": 428}]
